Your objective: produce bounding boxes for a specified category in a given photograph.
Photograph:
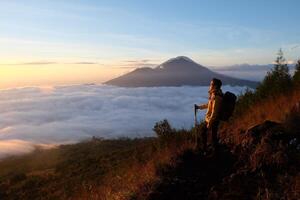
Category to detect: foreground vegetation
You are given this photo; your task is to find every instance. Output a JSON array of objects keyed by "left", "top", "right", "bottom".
[
  {"left": 0, "top": 131, "right": 194, "bottom": 199},
  {"left": 0, "top": 51, "right": 299, "bottom": 199}
]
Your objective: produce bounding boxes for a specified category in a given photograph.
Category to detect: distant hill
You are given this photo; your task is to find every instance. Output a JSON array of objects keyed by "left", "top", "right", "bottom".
[
  {"left": 210, "top": 63, "right": 296, "bottom": 82},
  {"left": 105, "top": 56, "right": 258, "bottom": 88},
  {"left": 213, "top": 63, "right": 295, "bottom": 72}
]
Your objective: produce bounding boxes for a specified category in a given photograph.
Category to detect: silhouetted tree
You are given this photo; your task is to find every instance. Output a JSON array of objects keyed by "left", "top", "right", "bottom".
[
  {"left": 153, "top": 119, "right": 173, "bottom": 138},
  {"left": 293, "top": 59, "right": 300, "bottom": 86},
  {"left": 256, "top": 48, "right": 292, "bottom": 97}
]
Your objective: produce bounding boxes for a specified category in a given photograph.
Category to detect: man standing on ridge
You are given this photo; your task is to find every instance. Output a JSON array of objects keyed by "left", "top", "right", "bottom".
[{"left": 195, "top": 78, "right": 223, "bottom": 152}]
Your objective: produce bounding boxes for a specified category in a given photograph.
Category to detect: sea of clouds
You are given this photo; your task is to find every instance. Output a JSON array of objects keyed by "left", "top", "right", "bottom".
[{"left": 0, "top": 84, "right": 247, "bottom": 158}]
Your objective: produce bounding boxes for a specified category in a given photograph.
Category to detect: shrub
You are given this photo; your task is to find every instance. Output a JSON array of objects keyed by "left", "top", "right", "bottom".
[
  {"left": 9, "top": 172, "right": 27, "bottom": 183},
  {"left": 153, "top": 119, "right": 174, "bottom": 138},
  {"left": 234, "top": 88, "right": 257, "bottom": 116}
]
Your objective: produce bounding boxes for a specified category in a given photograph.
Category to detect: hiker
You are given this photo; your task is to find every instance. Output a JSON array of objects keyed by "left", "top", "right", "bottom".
[{"left": 195, "top": 78, "right": 223, "bottom": 152}]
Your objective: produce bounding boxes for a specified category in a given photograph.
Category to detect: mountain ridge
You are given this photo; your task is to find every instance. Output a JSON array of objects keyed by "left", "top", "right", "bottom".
[{"left": 105, "top": 56, "right": 258, "bottom": 88}]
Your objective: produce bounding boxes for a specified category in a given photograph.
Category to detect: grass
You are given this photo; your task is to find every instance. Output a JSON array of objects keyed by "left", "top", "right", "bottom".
[
  {"left": 219, "top": 86, "right": 300, "bottom": 145},
  {"left": 0, "top": 131, "right": 194, "bottom": 200}
]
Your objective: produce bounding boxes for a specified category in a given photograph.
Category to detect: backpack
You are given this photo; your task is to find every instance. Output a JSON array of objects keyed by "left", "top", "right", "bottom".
[{"left": 219, "top": 91, "right": 237, "bottom": 121}]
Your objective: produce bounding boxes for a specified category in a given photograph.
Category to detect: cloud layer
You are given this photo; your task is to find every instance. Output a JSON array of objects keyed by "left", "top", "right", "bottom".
[{"left": 0, "top": 84, "right": 246, "bottom": 158}]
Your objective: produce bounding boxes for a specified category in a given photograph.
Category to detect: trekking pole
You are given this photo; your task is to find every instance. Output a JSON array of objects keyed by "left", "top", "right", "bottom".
[{"left": 194, "top": 104, "right": 197, "bottom": 127}]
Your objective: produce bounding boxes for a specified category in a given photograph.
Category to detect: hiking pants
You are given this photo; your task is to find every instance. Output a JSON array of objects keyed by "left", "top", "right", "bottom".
[{"left": 199, "top": 121, "right": 220, "bottom": 150}]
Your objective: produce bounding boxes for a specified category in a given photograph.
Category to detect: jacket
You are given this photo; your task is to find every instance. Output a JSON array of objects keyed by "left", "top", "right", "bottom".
[{"left": 199, "top": 88, "right": 223, "bottom": 127}]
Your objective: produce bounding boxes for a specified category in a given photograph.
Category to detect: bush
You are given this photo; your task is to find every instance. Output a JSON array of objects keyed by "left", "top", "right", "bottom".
[
  {"left": 153, "top": 119, "right": 174, "bottom": 138},
  {"left": 234, "top": 88, "right": 257, "bottom": 116},
  {"left": 9, "top": 172, "right": 27, "bottom": 183}
]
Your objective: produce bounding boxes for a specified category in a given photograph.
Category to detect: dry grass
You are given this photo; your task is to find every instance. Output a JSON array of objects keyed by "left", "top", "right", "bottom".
[
  {"left": 77, "top": 141, "right": 194, "bottom": 200},
  {"left": 220, "top": 88, "right": 300, "bottom": 145},
  {"left": 0, "top": 133, "right": 194, "bottom": 200}
]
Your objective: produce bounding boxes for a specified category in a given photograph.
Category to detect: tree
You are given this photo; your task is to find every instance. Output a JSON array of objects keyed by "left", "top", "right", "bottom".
[
  {"left": 256, "top": 48, "right": 292, "bottom": 97},
  {"left": 293, "top": 59, "right": 300, "bottom": 86}
]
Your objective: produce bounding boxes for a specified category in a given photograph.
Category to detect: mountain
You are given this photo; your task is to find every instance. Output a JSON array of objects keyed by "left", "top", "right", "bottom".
[{"left": 105, "top": 56, "right": 258, "bottom": 88}]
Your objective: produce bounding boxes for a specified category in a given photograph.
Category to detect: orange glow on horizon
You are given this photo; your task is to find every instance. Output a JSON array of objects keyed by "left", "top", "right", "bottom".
[{"left": 0, "top": 64, "right": 132, "bottom": 89}]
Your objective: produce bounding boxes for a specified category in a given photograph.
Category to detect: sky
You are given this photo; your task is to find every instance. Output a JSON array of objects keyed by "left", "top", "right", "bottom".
[{"left": 0, "top": 0, "right": 300, "bottom": 88}]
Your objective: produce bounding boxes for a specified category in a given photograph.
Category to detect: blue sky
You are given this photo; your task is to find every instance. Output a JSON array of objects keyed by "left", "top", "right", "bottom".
[
  {"left": 1, "top": 0, "right": 300, "bottom": 63},
  {"left": 0, "top": 0, "right": 299, "bottom": 87}
]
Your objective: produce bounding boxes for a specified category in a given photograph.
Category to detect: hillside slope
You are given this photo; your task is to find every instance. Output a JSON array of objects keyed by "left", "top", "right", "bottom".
[{"left": 133, "top": 88, "right": 300, "bottom": 200}]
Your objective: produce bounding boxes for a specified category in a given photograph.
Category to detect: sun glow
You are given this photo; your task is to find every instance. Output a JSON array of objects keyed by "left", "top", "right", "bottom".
[{"left": 0, "top": 63, "right": 130, "bottom": 89}]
